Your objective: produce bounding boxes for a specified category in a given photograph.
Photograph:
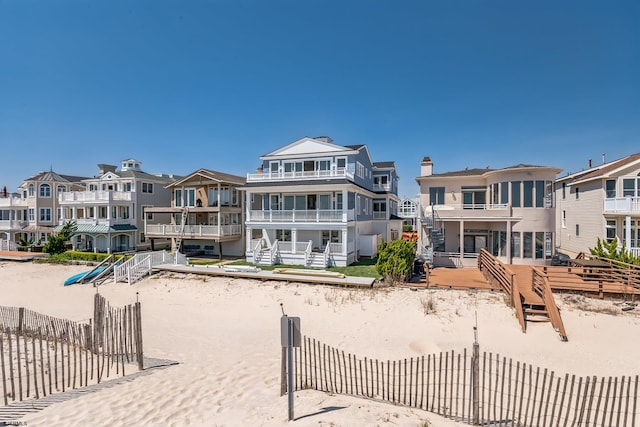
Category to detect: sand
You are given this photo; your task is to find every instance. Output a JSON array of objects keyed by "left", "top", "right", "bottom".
[{"left": 1, "top": 261, "right": 639, "bottom": 426}]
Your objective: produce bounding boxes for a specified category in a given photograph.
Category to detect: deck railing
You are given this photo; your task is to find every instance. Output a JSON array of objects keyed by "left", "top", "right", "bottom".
[
  {"left": 247, "top": 168, "right": 354, "bottom": 182},
  {"left": 604, "top": 196, "right": 640, "bottom": 212},
  {"left": 247, "top": 209, "right": 355, "bottom": 223},
  {"left": 145, "top": 224, "right": 242, "bottom": 238}
]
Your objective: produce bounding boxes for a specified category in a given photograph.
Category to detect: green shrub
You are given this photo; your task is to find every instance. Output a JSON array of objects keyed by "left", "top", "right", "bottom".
[{"left": 375, "top": 238, "right": 416, "bottom": 284}]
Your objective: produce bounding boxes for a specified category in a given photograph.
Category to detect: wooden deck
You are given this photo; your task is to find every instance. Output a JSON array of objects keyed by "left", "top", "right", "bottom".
[{"left": 0, "top": 250, "right": 49, "bottom": 261}]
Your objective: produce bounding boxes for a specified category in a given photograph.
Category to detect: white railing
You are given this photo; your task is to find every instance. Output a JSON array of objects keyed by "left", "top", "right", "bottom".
[
  {"left": 248, "top": 209, "right": 355, "bottom": 223},
  {"left": 373, "top": 183, "right": 391, "bottom": 192},
  {"left": 373, "top": 211, "right": 387, "bottom": 220},
  {"left": 0, "top": 196, "right": 27, "bottom": 207},
  {"left": 269, "top": 240, "right": 279, "bottom": 264},
  {"left": 323, "top": 243, "right": 331, "bottom": 266},
  {"left": 253, "top": 239, "right": 264, "bottom": 264},
  {"left": 0, "top": 220, "right": 28, "bottom": 230},
  {"left": 304, "top": 241, "right": 313, "bottom": 266},
  {"left": 59, "top": 191, "right": 133, "bottom": 203},
  {"left": 604, "top": 197, "right": 640, "bottom": 213},
  {"left": 247, "top": 168, "right": 354, "bottom": 182},
  {"left": 460, "top": 203, "right": 509, "bottom": 210},
  {"left": 66, "top": 218, "right": 134, "bottom": 226},
  {"left": 630, "top": 247, "right": 640, "bottom": 257},
  {"left": 114, "top": 250, "right": 179, "bottom": 284},
  {"left": 145, "top": 224, "right": 242, "bottom": 238}
]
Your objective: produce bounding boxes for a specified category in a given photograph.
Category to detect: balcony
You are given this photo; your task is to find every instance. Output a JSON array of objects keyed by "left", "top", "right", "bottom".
[
  {"left": 65, "top": 218, "right": 134, "bottom": 227},
  {"left": 604, "top": 197, "right": 640, "bottom": 214},
  {"left": 0, "top": 220, "right": 27, "bottom": 230},
  {"left": 247, "top": 168, "right": 354, "bottom": 182},
  {"left": 373, "top": 183, "right": 392, "bottom": 192},
  {"left": 373, "top": 211, "right": 388, "bottom": 220},
  {"left": 0, "top": 196, "right": 27, "bottom": 208},
  {"left": 59, "top": 191, "right": 133, "bottom": 203},
  {"left": 432, "top": 203, "right": 512, "bottom": 219},
  {"left": 247, "top": 209, "right": 355, "bottom": 223},
  {"left": 145, "top": 224, "right": 242, "bottom": 239}
]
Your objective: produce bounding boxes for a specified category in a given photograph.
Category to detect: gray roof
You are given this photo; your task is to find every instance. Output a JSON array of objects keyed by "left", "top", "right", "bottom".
[{"left": 373, "top": 161, "right": 396, "bottom": 169}]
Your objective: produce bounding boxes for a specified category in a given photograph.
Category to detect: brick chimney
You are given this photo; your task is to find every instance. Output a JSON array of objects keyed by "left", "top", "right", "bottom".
[{"left": 420, "top": 156, "right": 433, "bottom": 176}]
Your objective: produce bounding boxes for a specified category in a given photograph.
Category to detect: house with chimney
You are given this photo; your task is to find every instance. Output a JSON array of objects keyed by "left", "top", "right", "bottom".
[{"left": 416, "top": 157, "right": 561, "bottom": 267}]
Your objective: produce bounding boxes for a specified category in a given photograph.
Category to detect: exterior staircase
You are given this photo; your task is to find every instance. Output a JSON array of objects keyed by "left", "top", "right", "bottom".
[{"left": 306, "top": 252, "right": 327, "bottom": 269}]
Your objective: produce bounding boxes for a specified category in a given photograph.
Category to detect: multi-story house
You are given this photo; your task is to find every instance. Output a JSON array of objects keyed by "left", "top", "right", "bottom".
[
  {"left": 7, "top": 171, "right": 88, "bottom": 248},
  {"left": 416, "top": 157, "right": 561, "bottom": 267},
  {"left": 243, "top": 136, "right": 402, "bottom": 267},
  {"left": 143, "top": 168, "right": 246, "bottom": 257},
  {"left": 555, "top": 153, "right": 640, "bottom": 258},
  {"left": 57, "top": 159, "right": 176, "bottom": 253},
  {"left": 0, "top": 191, "right": 28, "bottom": 249}
]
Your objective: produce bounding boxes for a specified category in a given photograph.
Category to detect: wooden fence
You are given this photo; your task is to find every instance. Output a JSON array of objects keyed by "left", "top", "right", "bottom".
[
  {"left": 0, "top": 293, "right": 143, "bottom": 406},
  {"left": 288, "top": 336, "right": 640, "bottom": 426}
]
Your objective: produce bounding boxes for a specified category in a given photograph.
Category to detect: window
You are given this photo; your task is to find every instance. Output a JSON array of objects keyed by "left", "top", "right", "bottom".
[
  {"left": 500, "top": 182, "right": 509, "bottom": 205},
  {"left": 623, "top": 219, "right": 638, "bottom": 248},
  {"left": 606, "top": 220, "right": 617, "bottom": 243},
  {"left": 232, "top": 188, "right": 238, "bottom": 206},
  {"left": 500, "top": 231, "right": 507, "bottom": 256},
  {"left": 123, "top": 182, "right": 132, "bottom": 192},
  {"left": 562, "top": 182, "right": 566, "bottom": 199},
  {"left": 545, "top": 232, "right": 553, "bottom": 257},
  {"left": 275, "top": 229, "right": 291, "bottom": 241},
  {"left": 121, "top": 206, "right": 130, "bottom": 219},
  {"left": 535, "top": 232, "right": 544, "bottom": 259},
  {"left": 511, "top": 232, "right": 521, "bottom": 258},
  {"left": 523, "top": 181, "right": 533, "bottom": 207},
  {"left": 270, "top": 161, "right": 279, "bottom": 175},
  {"left": 336, "top": 158, "right": 347, "bottom": 171},
  {"left": 321, "top": 230, "right": 340, "bottom": 246},
  {"left": 39, "top": 184, "right": 51, "bottom": 197},
  {"left": 335, "top": 193, "right": 343, "bottom": 210},
  {"left": 270, "top": 194, "right": 280, "bottom": 210},
  {"left": 28, "top": 184, "right": 35, "bottom": 197},
  {"left": 99, "top": 206, "right": 108, "bottom": 219},
  {"left": 175, "top": 189, "right": 183, "bottom": 207},
  {"left": 523, "top": 232, "right": 533, "bottom": 258},
  {"left": 89, "top": 184, "right": 98, "bottom": 191},
  {"left": 142, "top": 182, "right": 153, "bottom": 193},
  {"left": 319, "top": 194, "right": 331, "bottom": 210},
  {"left": 57, "top": 185, "right": 66, "bottom": 194},
  {"left": 140, "top": 232, "right": 146, "bottom": 243},
  {"left": 535, "top": 181, "right": 545, "bottom": 208},
  {"left": 317, "top": 160, "right": 331, "bottom": 174},
  {"left": 511, "top": 181, "right": 521, "bottom": 208},
  {"left": 39, "top": 208, "right": 51, "bottom": 222},
  {"left": 575, "top": 224, "right": 580, "bottom": 236},
  {"left": 185, "top": 189, "right": 195, "bottom": 207},
  {"left": 562, "top": 210, "right": 566, "bottom": 228},
  {"left": 356, "top": 162, "right": 365, "bottom": 179},
  {"left": 575, "top": 187, "right": 579, "bottom": 199},
  {"left": 429, "top": 187, "right": 445, "bottom": 205},
  {"left": 28, "top": 208, "right": 35, "bottom": 221},
  {"left": 623, "top": 178, "right": 639, "bottom": 197},
  {"left": 463, "top": 190, "right": 486, "bottom": 209},
  {"left": 144, "top": 206, "right": 153, "bottom": 221},
  {"left": 545, "top": 182, "right": 553, "bottom": 208},
  {"left": 605, "top": 180, "right": 616, "bottom": 198}
]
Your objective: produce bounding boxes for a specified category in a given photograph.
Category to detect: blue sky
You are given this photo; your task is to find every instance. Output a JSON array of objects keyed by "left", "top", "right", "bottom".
[{"left": 1, "top": 0, "right": 638, "bottom": 199}]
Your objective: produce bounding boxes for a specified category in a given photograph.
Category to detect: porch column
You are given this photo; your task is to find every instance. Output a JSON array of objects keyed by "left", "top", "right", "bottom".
[
  {"left": 217, "top": 183, "right": 221, "bottom": 206},
  {"left": 245, "top": 190, "right": 251, "bottom": 220},
  {"left": 246, "top": 226, "right": 252, "bottom": 252},
  {"left": 459, "top": 220, "right": 464, "bottom": 259},
  {"left": 506, "top": 220, "right": 512, "bottom": 263},
  {"left": 626, "top": 215, "right": 632, "bottom": 249},
  {"left": 342, "top": 229, "right": 348, "bottom": 255},
  {"left": 291, "top": 229, "right": 297, "bottom": 253}
]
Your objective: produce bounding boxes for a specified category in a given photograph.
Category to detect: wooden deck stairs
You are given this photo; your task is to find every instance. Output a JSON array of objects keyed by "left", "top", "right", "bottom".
[{"left": 478, "top": 250, "right": 568, "bottom": 341}]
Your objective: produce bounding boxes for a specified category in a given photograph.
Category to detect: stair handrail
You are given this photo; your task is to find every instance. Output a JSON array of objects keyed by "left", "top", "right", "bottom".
[
  {"left": 269, "top": 240, "right": 279, "bottom": 264},
  {"left": 532, "top": 268, "right": 568, "bottom": 341},
  {"left": 323, "top": 242, "right": 331, "bottom": 267},
  {"left": 304, "top": 240, "right": 313, "bottom": 267},
  {"left": 174, "top": 207, "right": 189, "bottom": 264},
  {"left": 253, "top": 238, "right": 264, "bottom": 264},
  {"left": 78, "top": 254, "right": 115, "bottom": 284}
]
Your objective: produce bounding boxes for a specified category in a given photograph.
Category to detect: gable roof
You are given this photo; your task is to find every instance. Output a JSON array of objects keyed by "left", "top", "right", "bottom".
[
  {"left": 261, "top": 136, "right": 357, "bottom": 159},
  {"left": 561, "top": 152, "right": 640, "bottom": 185},
  {"left": 168, "top": 168, "right": 246, "bottom": 188},
  {"left": 22, "top": 171, "right": 88, "bottom": 185}
]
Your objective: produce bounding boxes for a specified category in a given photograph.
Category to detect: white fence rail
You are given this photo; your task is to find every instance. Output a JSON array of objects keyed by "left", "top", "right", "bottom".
[{"left": 114, "top": 250, "right": 182, "bottom": 285}]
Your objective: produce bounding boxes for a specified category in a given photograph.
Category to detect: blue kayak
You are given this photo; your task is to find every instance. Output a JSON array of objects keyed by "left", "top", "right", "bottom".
[{"left": 64, "top": 266, "right": 106, "bottom": 286}]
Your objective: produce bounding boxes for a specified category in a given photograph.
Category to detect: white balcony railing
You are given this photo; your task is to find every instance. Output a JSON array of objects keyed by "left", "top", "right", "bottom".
[
  {"left": 64, "top": 218, "right": 134, "bottom": 227},
  {"left": 247, "top": 168, "right": 354, "bottom": 182},
  {"left": 373, "top": 211, "right": 388, "bottom": 220},
  {"left": 432, "top": 203, "right": 512, "bottom": 219},
  {"left": 373, "top": 183, "right": 392, "bottom": 192},
  {"left": 604, "top": 197, "right": 640, "bottom": 213},
  {"left": 0, "top": 196, "right": 27, "bottom": 208},
  {"left": 145, "top": 224, "right": 242, "bottom": 238},
  {"left": 59, "top": 191, "right": 133, "bottom": 203},
  {"left": 0, "top": 220, "right": 28, "bottom": 230},
  {"left": 247, "top": 209, "right": 355, "bottom": 223}
]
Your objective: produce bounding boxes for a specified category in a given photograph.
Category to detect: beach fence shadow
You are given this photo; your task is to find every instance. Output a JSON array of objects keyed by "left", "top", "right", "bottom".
[
  {"left": 295, "top": 405, "right": 346, "bottom": 421},
  {"left": 286, "top": 335, "right": 640, "bottom": 427}
]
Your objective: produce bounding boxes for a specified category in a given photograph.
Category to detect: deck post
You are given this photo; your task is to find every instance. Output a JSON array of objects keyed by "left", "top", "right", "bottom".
[{"left": 472, "top": 329, "right": 480, "bottom": 425}]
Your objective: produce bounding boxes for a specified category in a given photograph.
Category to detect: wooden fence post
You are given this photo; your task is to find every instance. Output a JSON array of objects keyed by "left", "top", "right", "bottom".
[
  {"left": 134, "top": 301, "right": 144, "bottom": 370},
  {"left": 472, "top": 337, "right": 480, "bottom": 425}
]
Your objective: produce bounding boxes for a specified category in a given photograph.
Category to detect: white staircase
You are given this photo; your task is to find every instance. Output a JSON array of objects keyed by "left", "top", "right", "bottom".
[{"left": 114, "top": 250, "right": 182, "bottom": 285}]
